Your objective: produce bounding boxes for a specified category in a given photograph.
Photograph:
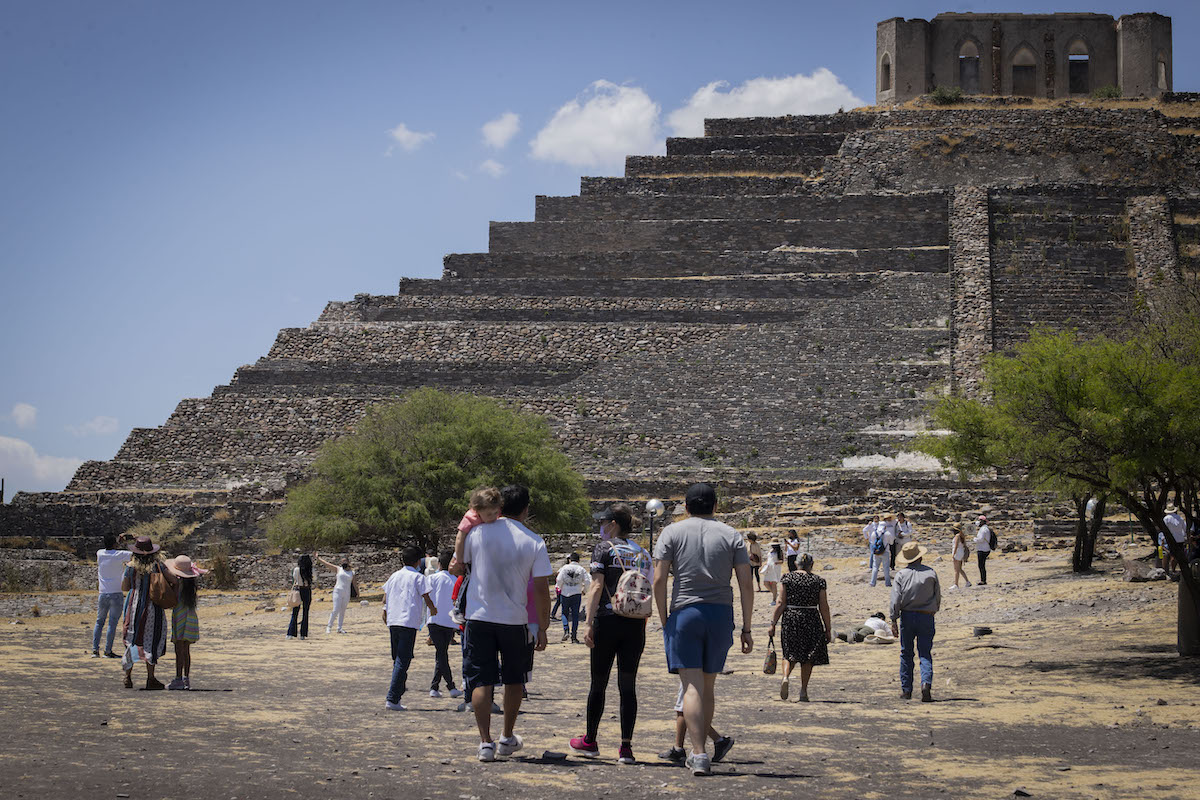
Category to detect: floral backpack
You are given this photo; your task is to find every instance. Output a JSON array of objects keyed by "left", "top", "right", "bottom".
[{"left": 609, "top": 542, "right": 653, "bottom": 619}]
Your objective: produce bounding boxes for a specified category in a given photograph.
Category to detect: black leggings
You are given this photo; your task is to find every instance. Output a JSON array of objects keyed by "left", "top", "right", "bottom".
[
  {"left": 977, "top": 551, "right": 990, "bottom": 584},
  {"left": 786, "top": 554, "right": 798, "bottom": 572},
  {"left": 586, "top": 614, "right": 646, "bottom": 743}
]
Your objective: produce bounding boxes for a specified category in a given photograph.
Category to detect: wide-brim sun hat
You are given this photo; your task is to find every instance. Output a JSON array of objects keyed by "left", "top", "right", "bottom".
[
  {"left": 128, "top": 535, "right": 160, "bottom": 554},
  {"left": 165, "top": 554, "right": 208, "bottom": 577},
  {"left": 895, "top": 541, "right": 928, "bottom": 567}
]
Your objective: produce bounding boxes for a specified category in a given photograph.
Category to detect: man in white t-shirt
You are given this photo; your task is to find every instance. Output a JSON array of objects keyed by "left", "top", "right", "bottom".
[
  {"left": 381, "top": 545, "right": 436, "bottom": 711},
  {"left": 93, "top": 533, "right": 132, "bottom": 657},
  {"left": 452, "top": 485, "right": 552, "bottom": 762},
  {"left": 555, "top": 553, "right": 590, "bottom": 643},
  {"left": 863, "top": 516, "right": 881, "bottom": 573},
  {"left": 426, "top": 549, "right": 462, "bottom": 698},
  {"left": 869, "top": 523, "right": 895, "bottom": 588},
  {"left": 1162, "top": 506, "right": 1188, "bottom": 574}
]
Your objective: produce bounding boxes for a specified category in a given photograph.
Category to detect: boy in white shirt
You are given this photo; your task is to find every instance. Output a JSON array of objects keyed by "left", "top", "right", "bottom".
[
  {"left": 426, "top": 549, "right": 462, "bottom": 698},
  {"left": 554, "top": 553, "right": 590, "bottom": 643},
  {"left": 382, "top": 545, "right": 437, "bottom": 710}
]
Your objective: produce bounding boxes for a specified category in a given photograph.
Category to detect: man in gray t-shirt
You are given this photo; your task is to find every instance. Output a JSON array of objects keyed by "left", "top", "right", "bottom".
[{"left": 652, "top": 483, "right": 754, "bottom": 777}]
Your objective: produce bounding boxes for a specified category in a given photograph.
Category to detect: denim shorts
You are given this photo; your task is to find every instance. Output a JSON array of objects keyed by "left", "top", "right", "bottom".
[{"left": 664, "top": 602, "right": 734, "bottom": 674}]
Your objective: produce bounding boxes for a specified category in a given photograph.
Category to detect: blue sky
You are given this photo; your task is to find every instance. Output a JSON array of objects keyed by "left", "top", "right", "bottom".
[{"left": 1, "top": 1, "right": 1196, "bottom": 497}]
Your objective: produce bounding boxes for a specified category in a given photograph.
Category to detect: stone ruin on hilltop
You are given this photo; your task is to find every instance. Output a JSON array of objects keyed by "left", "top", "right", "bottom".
[{"left": 3, "top": 12, "right": 1198, "bottom": 549}]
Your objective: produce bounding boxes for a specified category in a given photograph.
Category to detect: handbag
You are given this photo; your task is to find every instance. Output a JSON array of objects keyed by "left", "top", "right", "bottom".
[
  {"left": 287, "top": 586, "right": 302, "bottom": 608},
  {"left": 762, "top": 634, "right": 778, "bottom": 675},
  {"left": 149, "top": 565, "right": 178, "bottom": 610}
]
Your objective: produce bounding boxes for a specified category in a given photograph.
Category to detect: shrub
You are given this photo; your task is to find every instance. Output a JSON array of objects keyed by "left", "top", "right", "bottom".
[
  {"left": 1091, "top": 84, "right": 1121, "bottom": 100},
  {"left": 929, "top": 86, "right": 964, "bottom": 105},
  {"left": 206, "top": 542, "right": 237, "bottom": 590}
]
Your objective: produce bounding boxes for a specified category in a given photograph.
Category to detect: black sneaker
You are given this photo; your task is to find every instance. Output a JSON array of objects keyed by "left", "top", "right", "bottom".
[
  {"left": 921, "top": 684, "right": 933, "bottom": 702},
  {"left": 658, "top": 746, "right": 686, "bottom": 765},
  {"left": 712, "top": 736, "right": 734, "bottom": 763}
]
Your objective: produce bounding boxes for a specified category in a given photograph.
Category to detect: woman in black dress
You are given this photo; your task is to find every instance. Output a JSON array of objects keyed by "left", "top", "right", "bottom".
[{"left": 767, "top": 553, "right": 832, "bottom": 702}]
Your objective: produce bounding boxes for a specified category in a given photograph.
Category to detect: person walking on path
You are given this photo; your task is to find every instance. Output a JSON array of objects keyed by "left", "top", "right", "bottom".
[
  {"left": 784, "top": 530, "right": 801, "bottom": 573},
  {"left": 863, "top": 515, "right": 881, "bottom": 573},
  {"left": 761, "top": 541, "right": 783, "bottom": 606},
  {"left": 555, "top": 553, "right": 590, "bottom": 643},
  {"left": 452, "top": 485, "right": 552, "bottom": 763},
  {"left": 745, "top": 533, "right": 763, "bottom": 591},
  {"left": 891, "top": 513, "right": 913, "bottom": 570},
  {"left": 93, "top": 532, "right": 132, "bottom": 657},
  {"left": 316, "top": 553, "right": 357, "bottom": 634},
  {"left": 427, "top": 548, "right": 463, "bottom": 699},
  {"left": 768, "top": 553, "right": 831, "bottom": 702},
  {"left": 286, "top": 555, "right": 313, "bottom": 640},
  {"left": 570, "top": 504, "right": 650, "bottom": 764},
  {"left": 889, "top": 541, "right": 941, "bottom": 702},
  {"left": 652, "top": 483, "right": 754, "bottom": 777},
  {"left": 381, "top": 545, "right": 437, "bottom": 710},
  {"left": 974, "top": 516, "right": 993, "bottom": 585},
  {"left": 1162, "top": 505, "right": 1187, "bottom": 576},
  {"left": 119, "top": 536, "right": 175, "bottom": 690},
  {"left": 165, "top": 555, "right": 206, "bottom": 690},
  {"left": 950, "top": 526, "right": 973, "bottom": 589},
  {"left": 869, "top": 521, "right": 895, "bottom": 587}
]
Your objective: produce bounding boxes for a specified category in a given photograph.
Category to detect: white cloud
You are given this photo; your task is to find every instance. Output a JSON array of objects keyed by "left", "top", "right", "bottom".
[
  {"left": 452, "top": 169, "right": 469, "bottom": 181},
  {"left": 0, "top": 435, "right": 84, "bottom": 490},
  {"left": 479, "top": 159, "right": 506, "bottom": 178},
  {"left": 482, "top": 112, "right": 520, "bottom": 149},
  {"left": 385, "top": 122, "right": 435, "bottom": 155},
  {"left": 530, "top": 80, "right": 663, "bottom": 168},
  {"left": 68, "top": 415, "right": 119, "bottom": 437},
  {"left": 10, "top": 403, "right": 36, "bottom": 429},
  {"left": 666, "top": 69, "right": 865, "bottom": 137}
]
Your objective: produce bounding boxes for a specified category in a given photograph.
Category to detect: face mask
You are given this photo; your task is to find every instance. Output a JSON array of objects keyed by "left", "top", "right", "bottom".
[{"left": 599, "top": 521, "right": 612, "bottom": 541}]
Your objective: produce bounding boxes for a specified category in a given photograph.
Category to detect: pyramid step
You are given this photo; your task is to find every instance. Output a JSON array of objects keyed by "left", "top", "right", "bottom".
[
  {"left": 666, "top": 133, "right": 846, "bottom": 157},
  {"left": 581, "top": 176, "right": 816, "bottom": 196},
  {"left": 535, "top": 192, "right": 947, "bottom": 223},
  {"left": 625, "top": 155, "right": 826, "bottom": 178},
  {"left": 704, "top": 114, "right": 877, "bottom": 136}
]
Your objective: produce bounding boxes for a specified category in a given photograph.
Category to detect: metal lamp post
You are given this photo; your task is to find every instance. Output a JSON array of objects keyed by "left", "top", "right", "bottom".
[{"left": 645, "top": 498, "right": 665, "bottom": 554}]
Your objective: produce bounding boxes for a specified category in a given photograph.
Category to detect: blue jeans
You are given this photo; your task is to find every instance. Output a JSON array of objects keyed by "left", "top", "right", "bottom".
[
  {"left": 93, "top": 592, "right": 123, "bottom": 652},
  {"left": 387, "top": 625, "right": 418, "bottom": 703},
  {"left": 560, "top": 594, "right": 582, "bottom": 638},
  {"left": 898, "top": 610, "right": 935, "bottom": 693}
]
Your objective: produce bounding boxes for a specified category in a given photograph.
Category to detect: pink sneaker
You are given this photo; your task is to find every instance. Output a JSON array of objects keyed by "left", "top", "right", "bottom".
[{"left": 569, "top": 735, "right": 598, "bottom": 755}]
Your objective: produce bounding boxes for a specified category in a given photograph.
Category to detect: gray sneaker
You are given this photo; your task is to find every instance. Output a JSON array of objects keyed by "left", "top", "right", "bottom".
[
  {"left": 685, "top": 752, "right": 712, "bottom": 776},
  {"left": 712, "top": 736, "right": 734, "bottom": 763}
]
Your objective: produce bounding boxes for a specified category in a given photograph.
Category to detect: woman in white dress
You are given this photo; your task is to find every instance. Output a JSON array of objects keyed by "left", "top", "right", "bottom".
[
  {"left": 950, "top": 526, "right": 972, "bottom": 589},
  {"left": 316, "top": 553, "right": 357, "bottom": 634},
  {"left": 761, "top": 542, "right": 784, "bottom": 606}
]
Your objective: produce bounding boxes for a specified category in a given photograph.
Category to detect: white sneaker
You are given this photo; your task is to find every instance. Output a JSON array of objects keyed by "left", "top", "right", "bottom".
[
  {"left": 478, "top": 742, "right": 497, "bottom": 762},
  {"left": 385, "top": 701, "right": 406, "bottom": 711},
  {"left": 429, "top": 689, "right": 442, "bottom": 698},
  {"left": 686, "top": 752, "right": 712, "bottom": 776},
  {"left": 449, "top": 688, "right": 463, "bottom": 698},
  {"left": 496, "top": 734, "right": 523, "bottom": 756},
  {"left": 325, "top": 627, "right": 332, "bottom": 634}
]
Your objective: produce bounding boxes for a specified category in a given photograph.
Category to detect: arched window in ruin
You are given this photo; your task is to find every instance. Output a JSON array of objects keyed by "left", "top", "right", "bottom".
[
  {"left": 1011, "top": 46, "right": 1037, "bottom": 97},
  {"left": 1067, "top": 38, "right": 1089, "bottom": 95},
  {"left": 881, "top": 52, "right": 892, "bottom": 92},
  {"left": 958, "top": 40, "right": 980, "bottom": 94}
]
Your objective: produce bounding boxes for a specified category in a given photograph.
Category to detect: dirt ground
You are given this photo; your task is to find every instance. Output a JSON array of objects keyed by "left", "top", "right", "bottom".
[{"left": 2, "top": 547, "right": 1198, "bottom": 800}]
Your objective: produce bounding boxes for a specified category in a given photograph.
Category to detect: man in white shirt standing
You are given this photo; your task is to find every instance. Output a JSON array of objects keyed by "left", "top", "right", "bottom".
[
  {"left": 863, "top": 515, "right": 881, "bottom": 573},
  {"left": 381, "top": 545, "right": 437, "bottom": 711},
  {"left": 93, "top": 533, "right": 132, "bottom": 658},
  {"left": 1162, "top": 505, "right": 1187, "bottom": 575},
  {"left": 974, "top": 515, "right": 993, "bottom": 585},
  {"left": 555, "top": 553, "right": 590, "bottom": 643},
  {"left": 426, "top": 548, "right": 463, "bottom": 699},
  {"left": 452, "top": 484, "right": 552, "bottom": 763}
]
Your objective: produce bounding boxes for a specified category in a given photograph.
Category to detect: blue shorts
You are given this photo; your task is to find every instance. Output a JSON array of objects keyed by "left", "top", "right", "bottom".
[{"left": 664, "top": 602, "right": 734, "bottom": 674}]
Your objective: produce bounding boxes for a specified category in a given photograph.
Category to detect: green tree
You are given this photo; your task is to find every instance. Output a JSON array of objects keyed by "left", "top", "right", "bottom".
[
  {"left": 919, "top": 329, "right": 1200, "bottom": 593},
  {"left": 267, "top": 389, "right": 591, "bottom": 550}
]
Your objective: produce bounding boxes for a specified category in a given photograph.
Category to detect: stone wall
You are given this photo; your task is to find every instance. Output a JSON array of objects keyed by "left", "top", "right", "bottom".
[{"left": 949, "top": 187, "right": 992, "bottom": 396}]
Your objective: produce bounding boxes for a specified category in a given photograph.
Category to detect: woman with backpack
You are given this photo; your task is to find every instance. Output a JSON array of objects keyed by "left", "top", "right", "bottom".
[
  {"left": 570, "top": 503, "right": 649, "bottom": 765},
  {"left": 165, "top": 555, "right": 207, "bottom": 690},
  {"left": 119, "top": 535, "right": 176, "bottom": 690},
  {"left": 286, "top": 554, "right": 314, "bottom": 640}
]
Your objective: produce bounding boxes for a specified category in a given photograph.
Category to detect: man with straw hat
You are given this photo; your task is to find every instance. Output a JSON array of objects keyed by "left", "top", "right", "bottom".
[{"left": 889, "top": 541, "right": 941, "bottom": 702}]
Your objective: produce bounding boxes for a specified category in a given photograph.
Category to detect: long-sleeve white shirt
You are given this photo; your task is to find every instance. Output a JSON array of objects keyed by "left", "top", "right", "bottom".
[
  {"left": 555, "top": 563, "right": 591, "bottom": 597},
  {"left": 975, "top": 524, "right": 992, "bottom": 552},
  {"left": 862, "top": 521, "right": 879, "bottom": 542}
]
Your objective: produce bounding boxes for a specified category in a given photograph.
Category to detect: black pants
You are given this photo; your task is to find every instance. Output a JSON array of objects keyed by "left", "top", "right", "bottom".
[
  {"left": 786, "top": 554, "right": 798, "bottom": 572},
  {"left": 551, "top": 593, "right": 562, "bottom": 618},
  {"left": 587, "top": 614, "right": 646, "bottom": 742},
  {"left": 889, "top": 540, "right": 899, "bottom": 570},
  {"left": 560, "top": 594, "right": 582, "bottom": 639},
  {"left": 428, "top": 623, "right": 458, "bottom": 691},
  {"left": 287, "top": 587, "right": 311, "bottom": 638},
  {"left": 977, "top": 551, "right": 990, "bottom": 584},
  {"left": 751, "top": 565, "right": 761, "bottom": 586}
]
